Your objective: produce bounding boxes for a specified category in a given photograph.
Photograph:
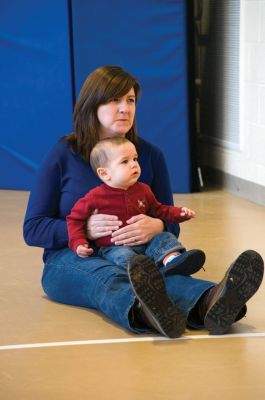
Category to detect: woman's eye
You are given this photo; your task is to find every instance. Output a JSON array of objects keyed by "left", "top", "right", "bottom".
[
  {"left": 110, "top": 98, "right": 120, "bottom": 103},
  {"left": 128, "top": 98, "right": 135, "bottom": 103}
]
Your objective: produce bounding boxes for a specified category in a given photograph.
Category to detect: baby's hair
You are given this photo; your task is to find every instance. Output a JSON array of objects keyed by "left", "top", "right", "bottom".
[{"left": 90, "top": 136, "right": 132, "bottom": 174}]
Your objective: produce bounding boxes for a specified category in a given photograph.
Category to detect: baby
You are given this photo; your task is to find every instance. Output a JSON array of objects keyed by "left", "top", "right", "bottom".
[{"left": 66, "top": 136, "right": 205, "bottom": 276}]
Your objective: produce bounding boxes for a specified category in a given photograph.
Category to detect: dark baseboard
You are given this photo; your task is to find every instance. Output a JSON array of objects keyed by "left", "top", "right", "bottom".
[{"left": 202, "top": 167, "right": 265, "bottom": 207}]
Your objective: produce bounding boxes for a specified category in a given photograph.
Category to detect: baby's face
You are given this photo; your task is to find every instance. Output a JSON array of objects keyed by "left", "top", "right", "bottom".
[{"left": 105, "top": 142, "right": 141, "bottom": 189}]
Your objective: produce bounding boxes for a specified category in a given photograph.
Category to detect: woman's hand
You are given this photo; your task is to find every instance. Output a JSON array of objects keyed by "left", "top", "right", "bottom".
[
  {"left": 86, "top": 210, "right": 123, "bottom": 240},
  {"left": 110, "top": 214, "right": 164, "bottom": 246}
]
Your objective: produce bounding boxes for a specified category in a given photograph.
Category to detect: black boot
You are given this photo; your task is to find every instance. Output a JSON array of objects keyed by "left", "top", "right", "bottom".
[
  {"left": 128, "top": 255, "right": 186, "bottom": 338},
  {"left": 191, "top": 250, "right": 264, "bottom": 334}
]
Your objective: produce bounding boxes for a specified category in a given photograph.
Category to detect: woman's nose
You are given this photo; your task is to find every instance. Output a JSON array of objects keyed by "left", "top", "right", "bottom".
[{"left": 119, "top": 101, "right": 129, "bottom": 113}]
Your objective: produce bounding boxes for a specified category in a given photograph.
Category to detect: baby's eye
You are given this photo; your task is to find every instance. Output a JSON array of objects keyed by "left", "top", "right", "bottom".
[
  {"left": 121, "top": 160, "right": 128, "bottom": 164},
  {"left": 133, "top": 157, "right": 138, "bottom": 162}
]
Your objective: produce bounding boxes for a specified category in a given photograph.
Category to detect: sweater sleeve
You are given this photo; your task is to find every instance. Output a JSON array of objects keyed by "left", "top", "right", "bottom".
[
  {"left": 23, "top": 144, "right": 68, "bottom": 249},
  {"left": 144, "top": 185, "right": 189, "bottom": 223},
  {"left": 66, "top": 194, "right": 95, "bottom": 252}
]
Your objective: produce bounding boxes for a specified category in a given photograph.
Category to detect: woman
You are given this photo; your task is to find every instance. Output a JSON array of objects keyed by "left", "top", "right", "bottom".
[{"left": 23, "top": 66, "right": 264, "bottom": 338}]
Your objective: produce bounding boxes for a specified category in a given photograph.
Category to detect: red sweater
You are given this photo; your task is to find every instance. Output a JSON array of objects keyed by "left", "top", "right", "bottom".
[{"left": 66, "top": 182, "right": 189, "bottom": 252}]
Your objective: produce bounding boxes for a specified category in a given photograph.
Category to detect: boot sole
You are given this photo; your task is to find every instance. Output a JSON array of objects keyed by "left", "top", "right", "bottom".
[
  {"left": 128, "top": 255, "right": 186, "bottom": 338},
  {"left": 163, "top": 249, "right": 206, "bottom": 276},
  {"left": 205, "top": 250, "right": 264, "bottom": 335}
]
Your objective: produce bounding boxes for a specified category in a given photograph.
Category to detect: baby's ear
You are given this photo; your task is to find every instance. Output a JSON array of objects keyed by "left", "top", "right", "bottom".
[{"left": 97, "top": 167, "right": 110, "bottom": 182}]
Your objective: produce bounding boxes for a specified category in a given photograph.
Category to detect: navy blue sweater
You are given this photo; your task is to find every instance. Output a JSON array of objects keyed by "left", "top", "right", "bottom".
[{"left": 23, "top": 137, "right": 180, "bottom": 261}]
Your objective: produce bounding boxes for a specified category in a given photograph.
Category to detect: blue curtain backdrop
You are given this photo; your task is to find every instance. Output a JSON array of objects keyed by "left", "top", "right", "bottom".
[
  {"left": 0, "top": 0, "right": 191, "bottom": 192},
  {"left": 0, "top": 0, "right": 73, "bottom": 190}
]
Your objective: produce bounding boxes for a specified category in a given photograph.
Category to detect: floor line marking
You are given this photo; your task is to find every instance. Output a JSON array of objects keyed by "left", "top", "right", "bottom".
[{"left": 1, "top": 332, "right": 265, "bottom": 351}]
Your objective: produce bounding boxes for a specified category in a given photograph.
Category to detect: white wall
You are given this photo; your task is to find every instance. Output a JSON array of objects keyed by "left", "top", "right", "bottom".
[{"left": 202, "top": 0, "right": 265, "bottom": 191}]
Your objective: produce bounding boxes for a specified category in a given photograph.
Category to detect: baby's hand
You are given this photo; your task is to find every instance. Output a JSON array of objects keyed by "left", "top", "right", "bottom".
[
  {"left": 76, "top": 244, "right": 94, "bottom": 258},
  {"left": 180, "top": 207, "right": 196, "bottom": 219}
]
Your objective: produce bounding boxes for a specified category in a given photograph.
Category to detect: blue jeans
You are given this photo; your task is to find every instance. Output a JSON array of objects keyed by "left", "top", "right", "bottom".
[
  {"left": 98, "top": 232, "right": 185, "bottom": 269},
  {"left": 42, "top": 247, "right": 215, "bottom": 333}
]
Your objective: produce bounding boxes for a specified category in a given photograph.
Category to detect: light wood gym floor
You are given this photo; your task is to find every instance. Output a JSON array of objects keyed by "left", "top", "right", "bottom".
[{"left": 0, "top": 188, "right": 265, "bottom": 399}]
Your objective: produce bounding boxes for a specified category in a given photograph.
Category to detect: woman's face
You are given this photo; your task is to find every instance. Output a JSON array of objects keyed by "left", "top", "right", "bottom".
[{"left": 97, "top": 88, "right": 136, "bottom": 139}]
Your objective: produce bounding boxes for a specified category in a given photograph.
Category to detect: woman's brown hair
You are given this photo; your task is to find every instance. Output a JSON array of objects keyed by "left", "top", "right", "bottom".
[{"left": 66, "top": 66, "right": 141, "bottom": 163}]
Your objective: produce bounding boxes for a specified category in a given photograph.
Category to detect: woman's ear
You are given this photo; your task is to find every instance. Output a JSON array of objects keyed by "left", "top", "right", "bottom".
[{"left": 97, "top": 167, "right": 110, "bottom": 182}]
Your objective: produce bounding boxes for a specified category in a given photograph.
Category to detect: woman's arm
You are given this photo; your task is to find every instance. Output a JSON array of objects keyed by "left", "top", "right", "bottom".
[
  {"left": 147, "top": 142, "right": 180, "bottom": 238},
  {"left": 23, "top": 145, "right": 68, "bottom": 249}
]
